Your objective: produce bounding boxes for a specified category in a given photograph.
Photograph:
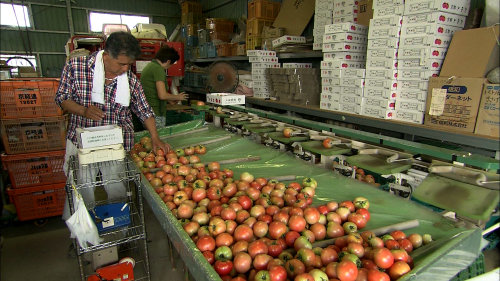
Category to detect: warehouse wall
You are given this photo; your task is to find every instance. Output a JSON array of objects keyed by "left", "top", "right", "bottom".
[{"left": 0, "top": 0, "right": 180, "bottom": 77}]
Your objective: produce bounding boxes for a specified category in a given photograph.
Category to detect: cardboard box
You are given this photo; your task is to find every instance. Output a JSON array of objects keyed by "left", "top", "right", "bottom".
[
  {"left": 333, "top": 15, "right": 359, "bottom": 23},
  {"left": 363, "top": 97, "right": 396, "bottom": 108},
  {"left": 397, "top": 69, "right": 440, "bottom": 80},
  {"left": 398, "top": 89, "right": 428, "bottom": 102},
  {"left": 249, "top": 56, "right": 279, "bottom": 63},
  {"left": 323, "top": 52, "right": 366, "bottom": 62},
  {"left": 397, "top": 58, "right": 443, "bottom": 70},
  {"left": 323, "top": 32, "right": 368, "bottom": 44},
  {"left": 474, "top": 84, "right": 500, "bottom": 138},
  {"left": 252, "top": 74, "right": 268, "bottom": 81},
  {"left": 322, "top": 77, "right": 342, "bottom": 86},
  {"left": 333, "top": 6, "right": 359, "bottom": 17},
  {"left": 363, "top": 87, "right": 398, "bottom": 99},
  {"left": 340, "top": 94, "right": 364, "bottom": 105},
  {"left": 398, "top": 47, "right": 447, "bottom": 60},
  {"left": 398, "top": 80, "right": 429, "bottom": 91},
  {"left": 399, "top": 34, "right": 452, "bottom": 48},
  {"left": 320, "top": 100, "right": 341, "bottom": 111},
  {"left": 396, "top": 99, "right": 427, "bottom": 112},
  {"left": 247, "top": 50, "right": 277, "bottom": 56},
  {"left": 440, "top": 25, "right": 500, "bottom": 78},
  {"left": 362, "top": 105, "right": 395, "bottom": 119},
  {"left": 424, "top": 77, "right": 486, "bottom": 133},
  {"left": 321, "top": 92, "right": 341, "bottom": 102},
  {"left": 364, "top": 78, "right": 398, "bottom": 90},
  {"left": 373, "top": 0, "right": 404, "bottom": 8},
  {"left": 357, "top": 0, "right": 373, "bottom": 26},
  {"left": 395, "top": 110, "right": 425, "bottom": 124},
  {"left": 206, "top": 93, "right": 246, "bottom": 105},
  {"left": 320, "top": 60, "right": 366, "bottom": 69},
  {"left": 403, "top": 12, "right": 466, "bottom": 28},
  {"left": 400, "top": 22, "right": 462, "bottom": 37},
  {"left": 76, "top": 125, "right": 123, "bottom": 149},
  {"left": 334, "top": 0, "right": 360, "bottom": 8},
  {"left": 338, "top": 102, "right": 363, "bottom": 113},
  {"left": 370, "top": 16, "right": 402, "bottom": 27},
  {"left": 340, "top": 77, "right": 365, "bottom": 88},
  {"left": 272, "top": 35, "right": 306, "bottom": 47},
  {"left": 373, "top": 5, "right": 405, "bottom": 17},
  {"left": 282, "top": 63, "right": 312, "bottom": 68},
  {"left": 365, "top": 69, "right": 398, "bottom": 79},
  {"left": 322, "top": 42, "right": 368, "bottom": 53},
  {"left": 321, "top": 68, "right": 366, "bottom": 78},
  {"left": 324, "top": 22, "right": 369, "bottom": 34},
  {"left": 367, "top": 37, "right": 399, "bottom": 49},
  {"left": 251, "top": 62, "right": 280, "bottom": 69},
  {"left": 404, "top": 0, "right": 470, "bottom": 16},
  {"left": 366, "top": 58, "right": 398, "bottom": 70},
  {"left": 273, "top": 0, "right": 315, "bottom": 36},
  {"left": 367, "top": 49, "right": 398, "bottom": 60},
  {"left": 368, "top": 26, "right": 401, "bottom": 39}
]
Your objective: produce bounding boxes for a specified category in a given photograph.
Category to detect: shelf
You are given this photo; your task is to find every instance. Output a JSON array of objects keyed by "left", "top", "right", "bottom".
[
  {"left": 245, "top": 97, "right": 500, "bottom": 153},
  {"left": 186, "top": 51, "right": 323, "bottom": 63}
]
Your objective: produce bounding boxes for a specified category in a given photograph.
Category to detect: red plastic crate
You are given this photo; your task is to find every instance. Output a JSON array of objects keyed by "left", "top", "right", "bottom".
[
  {"left": 0, "top": 116, "right": 66, "bottom": 154},
  {"left": 7, "top": 182, "right": 66, "bottom": 221},
  {"left": 1, "top": 150, "right": 66, "bottom": 188},
  {"left": 0, "top": 79, "right": 63, "bottom": 119}
]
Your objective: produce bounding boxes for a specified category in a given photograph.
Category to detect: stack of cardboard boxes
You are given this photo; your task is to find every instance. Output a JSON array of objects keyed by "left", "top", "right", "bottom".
[
  {"left": 247, "top": 50, "right": 280, "bottom": 99},
  {"left": 246, "top": 0, "right": 281, "bottom": 50},
  {"left": 267, "top": 66, "right": 320, "bottom": 106},
  {"left": 320, "top": 22, "right": 368, "bottom": 114}
]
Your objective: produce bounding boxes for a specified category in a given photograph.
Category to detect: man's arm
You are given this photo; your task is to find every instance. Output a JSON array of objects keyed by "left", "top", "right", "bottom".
[
  {"left": 155, "top": 80, "right": 187, "bottom": 101},
  {"left": 143, "top": 116, "right": 171, "bottom": 153},
  {"left": 60, "top": 100, "right": 104, "bottom": 121}
]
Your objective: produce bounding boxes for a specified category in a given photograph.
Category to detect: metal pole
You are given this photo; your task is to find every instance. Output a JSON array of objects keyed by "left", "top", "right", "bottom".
[{"left": 66, "top": 0, "right": 75, "bottom": 37}]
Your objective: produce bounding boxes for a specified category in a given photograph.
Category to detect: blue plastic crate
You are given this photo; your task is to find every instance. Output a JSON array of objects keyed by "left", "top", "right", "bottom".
[{"left": 91, "top": 202, "right": 131, "bottom": 233}]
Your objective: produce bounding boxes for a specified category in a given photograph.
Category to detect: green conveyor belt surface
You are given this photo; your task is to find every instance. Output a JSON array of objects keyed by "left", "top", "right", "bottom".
[
  {"left": 224, "top": 118, "right": 252, "bottom": 126},
  {"left": 209, "top": 110, "right": 230, "bottom": 118},
  {"left": 267, "top": 131, "right": 309, "bottom": 144},
  {"left": 301, "top": 140, "right": 352, "bottom": 156},
  {"left": 137, "top": 122, "right": 482, "bottom": 281},
  {"left": 413, "top": 174, "right": 499, "bottom": 221},
  {"left": 347, "top": 153, "right": 412, "bottom": 175},
  {"left": 242, "top": 123, "right": 276, "bottom": 133}
]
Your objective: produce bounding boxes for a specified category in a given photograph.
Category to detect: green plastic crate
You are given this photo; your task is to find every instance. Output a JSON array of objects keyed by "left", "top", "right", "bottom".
[{"left": 450, "top": 253, "right": 485, "bottom": 281}]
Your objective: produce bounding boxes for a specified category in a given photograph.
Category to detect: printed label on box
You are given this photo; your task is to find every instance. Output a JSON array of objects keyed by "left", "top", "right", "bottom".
[
  {"left": 401, "top": 23, "right": 463, "bottom": 37},
  {"left": 339, "top": 102, "right": 362, "bottom": 113},
  {"left": 340, "top": 77, "right": 365, "bottom": 87},
  {"left": 333, "top": 6, "right": 359, "bottom": 16},
  {"left": 362, "top": 105, "right": 395, "bottom": 119},
  {"left": 428, "top": 88, "right": 447, "bottom": 115},
  {"left": 22, "top": 126, "right": 47, "bottom": 142},
  {"left": 373, "top": 0, "right": 405, "bottom": 8},
  {"left": 324, "top": 22, "right": 369, "bottom": 34},
  {"left": 322, "top": 77, "right": 342, "bottom": 86},
  {"left": 363, "top": 87, "right": 398, "bottom": 99},
  {"left": 342, "top": 86, "right": 364, "bottom": 96},
  {"left": 251, "top": 62, "right": 281, "bottom": 69},
  {"left": 321, "top": 68, "right": 366, "bottom": 78},
  {"left": 322, "top": 85, "right": 342, "bottom": 94},
  {"left": 322, "top": 42, "right": 368, "bottom": 53},
  {"left": 321, "top": 60, "right": 366, "bottom": 69},
  {"left": 366, "top": 69, "right": 398, "bottom": 79},
  {"left": 399, "top": 34, "right": 452, "bottom": 48},
  {"left": 367, "top": 49, "right": 399, "bottom": 60},
  {"left": 398, "top": 80, "right": 429, "bottom": 91},
  {"left": 366, "top": 58, "right": 398, "bottom": 70},
  {"left": 323, "top": 32, "right": 368, "bottom": 44},
  {"left": 246, "top": 50, "right": 277, "bottom": 57},
  {"left": 368, "top": 37, "right": 400, "bottom": 49},
  {"left": 341, "top": 94, "right": 363, "bottom": 105},
  {"left": 404, "top": 0, "right": 470, "bottom": 16},
  {"left": 15, "top": 88, "right": 41, "bottom": 107},
  {"left": 333, "top": 15, "right": 359, "bottom": 23},
  {"left": 28, "top": 160, "right": 52, "bottom": 175},
  {"left": 368, "top": 26, "right": 401, "bottom": 39},
  {"left": 272, "top": 36, "right": 306, "bottom": 47},
  {"left": 323, "top": 52, "right": 367, "bottom": 61},
  {"left": 365, "top": 79, "right": 398, "bottom": 90},
  {"left": 397, "top": 69, "right": 440, "bottom": 80},
  {"left": 364, "top": 97, "right": 396, "bottom": 108},
  {"left": 395, "top": 110, "right": 425, "bottom": 124},
  {"left": 397, "top": 99, "right": 427, "bottom": 112},
  {"left": 398, "top": 58, "right": 443, "bottom": 70},
  {"left": 373, "top": 5, "right": 405, "bottom": 17},
  {"left": 398, "top": 47, "right": 447, "bottom": 60},
  {"left": 399, "top": 90, "right": 428, "bottom": 102},
  {"left": 321, "top": 92, "right": 341, "bottom": 102},
  {"left": 403, "top": 12, "right": 466, "bottom": 28},
  {"left": 370, "top": 16, "right": 403, "bottom": 27}
]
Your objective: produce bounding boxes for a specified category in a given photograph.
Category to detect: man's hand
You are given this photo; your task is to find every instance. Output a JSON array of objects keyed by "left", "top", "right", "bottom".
[
  {"left": 176, "top": 92, "right": 188, "bottom": 101},
  {"left": 151, "top": 135, "right": 171, "bottom": 154},
  {"left": 84, "top": 105, "right": 105, "bottom": 121}
]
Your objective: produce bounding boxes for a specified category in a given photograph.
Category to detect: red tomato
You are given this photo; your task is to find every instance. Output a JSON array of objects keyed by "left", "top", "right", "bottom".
[
  {"left": 336, "top": 260, "right": 358, "bottom": 281},
  {"left": 203, "top": 250, "right": 215, "bottom": 264},
  {"left": 385, "top": 239, "right": 400, "bottom": 250},
  {"left": 294, "top": 273, "right": 315, "bottom": 281},
  {"left": 214, "top": 260, "right": 233, "bottom": 276},
  {"left": 367, "top": 269, "right": 390, "bottom": 281},
  {"left": 372, "top": 248, "right": 394, "bottom": 269},
  {"left": 248, "top": 240, "right": 268, "bottom": 258},
  {"left": 391, "top": 249, "right": 410, "bottom": 263},
  {"left": 388, "top": 261, "right": 411, "bottom": 280},
  {"left": 285, "top": 231, "right": 301, "bottom": 247},
  {"left": 216, "top": 233, "right": 234, "bottom": 247},
  {"left": 284, "top": 259, "right": 306, "bottom": 279},
  {"left": 234, "top": 225, "right": 254, "bottom": 242},
  {"left": 390, "top": 230, "right": 406, "bottom": 240},
  {"left": 340, "top": 201, "right": 355, "bottom": 212},
  {"left": 398, "top": 239, "right": 414, "bottom": 253},
  {"left": 233, "top": 252, "right": 252, "bottom": 274},
  {"left": 197, "top": 236, "right": 215, "bottom": 252},
  {"left": 268, "top": 221, "right": 288, "bottom": 239},
  {"left": 268, "top": 265, "right": 287, "bottom": 281},
  {"left": 323, "top": 138, "right": 334, "bottom": 148},
  {"left": 288, "top": 215, "right": 307, "bottom": 232},
  {"left": 347, "top": 213, "right": 368, "bottom": 229},
  {"left": 303, "top": 207, "right": 320, "bottom": 225}
]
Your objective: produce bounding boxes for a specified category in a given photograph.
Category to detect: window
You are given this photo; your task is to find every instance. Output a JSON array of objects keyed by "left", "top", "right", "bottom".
[
  {"left": 89, "top": 12, "right": 149, "bottom": 32},
  {"left": 0, "top": 3, "right": 31, "bottom": 27},
  {"left": 0, "top": 54, "right": 37, "bottom": 77}
]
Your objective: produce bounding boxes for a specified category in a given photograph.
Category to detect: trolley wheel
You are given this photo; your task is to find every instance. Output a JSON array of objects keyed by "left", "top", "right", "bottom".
[{"left": 34, "top": 218, "right": 48, "bottom": 227}]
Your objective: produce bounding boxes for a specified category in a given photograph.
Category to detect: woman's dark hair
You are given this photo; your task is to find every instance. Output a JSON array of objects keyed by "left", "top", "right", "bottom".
[
  {"left": 155, "top": 45, "right": 180, "bottom": 64},
  {"left": 104, "top": 31, "right": 141, "bottom": 59}
]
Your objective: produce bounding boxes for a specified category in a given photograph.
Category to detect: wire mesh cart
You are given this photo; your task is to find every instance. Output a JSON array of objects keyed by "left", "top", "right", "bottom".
[{"left": 66, "top": 156, "right": 150, "bottom": 281}]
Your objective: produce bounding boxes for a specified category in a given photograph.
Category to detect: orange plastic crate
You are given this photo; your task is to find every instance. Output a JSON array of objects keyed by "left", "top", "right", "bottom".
[
  {"left": 248, "top": 0, "right": 281, "bottom": 20},
  {"left": 246, "top": 18, "right": 274, "bottom": 37},
  {"left": 7, "top": 182, "right": 66, "bottom": 221},
  {"left": 246, "top": 35, "right": 263, "bottom": 50},
  {"left": 0, "top": 116, "right": 67, "bottom": 154},
  {"left": 216, "top": 43, "right": 233, "bottom": 57},
  {"left": 206, "top": 18, "right": 235, "bottom": 33},
  {"left": 0, "top": 79, "right": 63, "bottom": 119},
  {"left": 181, "top": 1, "right": 202, "bottom": 15},
  {"left": 1, "top": 150, "right": 66, "bottom": 188}
]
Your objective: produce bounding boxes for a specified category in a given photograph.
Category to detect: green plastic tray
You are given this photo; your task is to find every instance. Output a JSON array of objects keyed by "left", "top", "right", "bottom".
[
  {"left": 412, "top": 174, "right": 500, "bottom": 221},
  {"left": 224, "top": 118, "right": 252, "bottom": 126},
  {"left": 191, "top": 105, "right": 210, "bottom": 111},
  {"left": 267, "top": 132, "right": 309, "bottom": 144},
  {"left": 209, "top": 110, "right": 230, "bottom": 118},
  {"left": 300, "top": 140, "right": 352, "bottom": 156},
  {"left": 242, "top": 123, "right": 277, "bottom": 133},
  {"left": 346, "top": 154, "right": 412, "bottom": 175}
]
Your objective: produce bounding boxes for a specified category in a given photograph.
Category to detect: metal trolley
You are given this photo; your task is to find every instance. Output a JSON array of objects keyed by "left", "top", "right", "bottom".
[{"left": 66, "top": 156, "right": 150, "bottom": 281}]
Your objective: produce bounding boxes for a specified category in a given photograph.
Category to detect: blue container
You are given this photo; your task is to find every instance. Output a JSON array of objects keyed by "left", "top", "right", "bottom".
[
  {"left": 187, "top": 35, "right": 199, "bottom": 47},
  {"left": 198, "top": 44, "right": 208, "bottom": 58},
  {"left": 206, "top": 42, "right": 217, "bottom": 58},
  {"left": 91, "top": 202, "right": 131, "bottom": 233}
]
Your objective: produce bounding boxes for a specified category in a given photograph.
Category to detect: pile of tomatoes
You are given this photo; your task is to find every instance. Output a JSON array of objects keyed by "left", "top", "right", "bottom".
[{"left": 132, "top": 145, "right": 432, "bottom": 281}]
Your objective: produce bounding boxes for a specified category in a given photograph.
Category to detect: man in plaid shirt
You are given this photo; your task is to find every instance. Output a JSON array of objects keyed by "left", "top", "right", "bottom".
[{"left": 56, "top": 32, "right": 171, "bottom": 220}]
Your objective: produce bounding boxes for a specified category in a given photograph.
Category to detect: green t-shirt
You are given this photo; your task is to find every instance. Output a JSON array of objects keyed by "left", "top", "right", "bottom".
[{"left": 140, "top": 60, "right": 169, "bottom": 116}]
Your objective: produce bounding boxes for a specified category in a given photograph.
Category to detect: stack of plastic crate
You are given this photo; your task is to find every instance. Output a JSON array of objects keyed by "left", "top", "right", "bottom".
[
  {"left": 0, "top": 78, "right": 67, "bottom": 221},
  {"left": 246, "top": 0, "right": 281, "bottom": 50}
]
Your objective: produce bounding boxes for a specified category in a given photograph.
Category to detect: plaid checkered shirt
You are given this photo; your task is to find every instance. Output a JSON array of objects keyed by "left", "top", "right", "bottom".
[{"left": 55, "top": 52, "right": 155, "bottom": 151}]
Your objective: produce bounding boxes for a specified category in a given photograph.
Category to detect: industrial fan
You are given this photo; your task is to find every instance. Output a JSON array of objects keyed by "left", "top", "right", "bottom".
[{"left": 207, "top": 61, "right": 239, "bottom": 93}]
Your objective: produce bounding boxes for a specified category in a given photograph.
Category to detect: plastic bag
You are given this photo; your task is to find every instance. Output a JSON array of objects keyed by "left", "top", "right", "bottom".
[{"left": 65, "top": 187, "right": 103, "bottom": 249}]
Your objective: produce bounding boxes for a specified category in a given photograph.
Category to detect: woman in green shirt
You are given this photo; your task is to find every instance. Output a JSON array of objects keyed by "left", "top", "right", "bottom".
[{"left": 139, "top": 45, "right": 188, "bottom": 129}]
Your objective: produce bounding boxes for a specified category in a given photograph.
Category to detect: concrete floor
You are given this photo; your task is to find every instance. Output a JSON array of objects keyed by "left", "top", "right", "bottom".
[
  {"left": 0, "top": 203, "right": 187, "bottom": 281},
  {"left": 0, "top": 202, "right": 499, "bottom": 281}
]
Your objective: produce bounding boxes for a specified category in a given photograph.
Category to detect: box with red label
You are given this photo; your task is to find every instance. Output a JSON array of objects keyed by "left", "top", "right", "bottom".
[
  {"left": 400, "top": 23, "right": 462, "bottom": 37},
  {"left": 396, "top": 99, "right": 427, "bottom": 112},
  {"left": 397, "top": 69, "right": 440, "bottom": 80},
  {"left": 424, "top": 76, "right": 485, "bottom": 133},
  {"left": 272, "top": 35, "right": 306, "bottom": 47},
  {"left": 398, "top": 89, "right": 428, "bottom": 103},
  {"left": 322, "top": 77, "right": 342, "bottom": 86},
  {"left": 403, "top": 12, "right": 466, "bottom": 28},
  {"left": 251, "top": 62, "right": 281, "bottom": 69},
  {"left": 320, "top": 100, "right": 341, "bottom": 111},
  {"left": 363, "top": 87, "right": 398, "bottom": 99},
  {"left": 395, "top": 110, "right": 425, "bottom": 124},
  {"left": 324, "top": 22, "right": 368, "bottom": 34},
  {"left": 367, "top": 37, "right": 400, "bottom": 49},
  {"left": 249, "top": 56, "right": 279, "bottom": 63},
  {"left": 333, "top": 14, "right": 359, "bottom": 23},
  {"left": 373, "top": 0, "right": 404, "bottom": 8},
  {"left": 313, "top": 42, "right": 323, "bottom": 50},
  {"left": 282, "top": 63, "right": 312, "bottom": 68},
  {"left": 321, "top": 60, "right": 366, "bottom": 69},
  {"left": 363, "top": 97, "right": 396, "bottom": 108},
  {"left": 340, "top": 94, "right": 364, "bottom": 105},
  {"left": 398, "top": 47, "right": 447, "bottom": 60},
  {"left": 399, "top": 34, "right": 452, "bottom": 48},
  {"left": 373, "top": 5, "right": 405, "bottom": 17},
  {"left": 322, "top": 86, "right": 364, "bottom": 96},
  {"left": 404, "top": 0, "right": 470, "bottom": 16},
  {"left": 322, "top": 42, "right": 368, "bottom": 53},
  {"left": 367, "top": 49, "right": 399, "bottom": 60},
  {"left": 333, "top": 6, "right": 359, "bottom": 16},
  {"left": 397, "top": 58, "right": 443, "bottom": 70},
  {"left": 323, "top": 52, "right": 367, "bottom": 62},
  {"left": 366, "top": 69, "right": 398, "bottom": 79},
  {"left": 321, "top": 92, "right": 341, "bottom": 103},
  {"left": 254, "top": 92, "right": 271, "bottom": 99},
  {"left": 340, "top": 77, "right": 365, "bottom": 88},
  {"left": 321, "top": 68, "right": 366, "bottom": 78},
  {"left": 369, "top": 16, "right": 403, "bottom": 27},
  {"left": 207, "top": 93, "right": 246, "bottom": 105},
  {"left": 368, "top": 26, "right": 401, "bottom": 39},
  {"left": 246, "top": 50, "right": 277, "bottom": 56},
  {"left": 364, "top": 78, "right": 398, "bottom": 90},
  {"left": 252, "top": 74, "right": 267, "bottom": 81},
  {"left": 334, "top": 0, "right": 359, "bottom": 8},
  {"left": 253, "top": 80, "right": 271, "bottom": 88},
  {"left": 361, "top": 105, "right": 395, "bottom": 119},
  {"left": 474, "top": 84, "right": 500, "bottom": 138},
  {"left": 366, "top": 58, "right": 398, "bottom": 70},
  {"left": 323, "top": 32, "right": 368, "bottom": 44},
  {"left": 338, "top": 102, "right": 363, "bottom": 114}
]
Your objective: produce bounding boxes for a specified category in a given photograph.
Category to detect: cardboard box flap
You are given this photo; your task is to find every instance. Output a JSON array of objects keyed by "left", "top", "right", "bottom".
[
  {"left": 440, "top": 25, "right": 500, "bottom": 78},
  {"left": 272, "top": 0, "right": 315, "bottom": 36}
]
